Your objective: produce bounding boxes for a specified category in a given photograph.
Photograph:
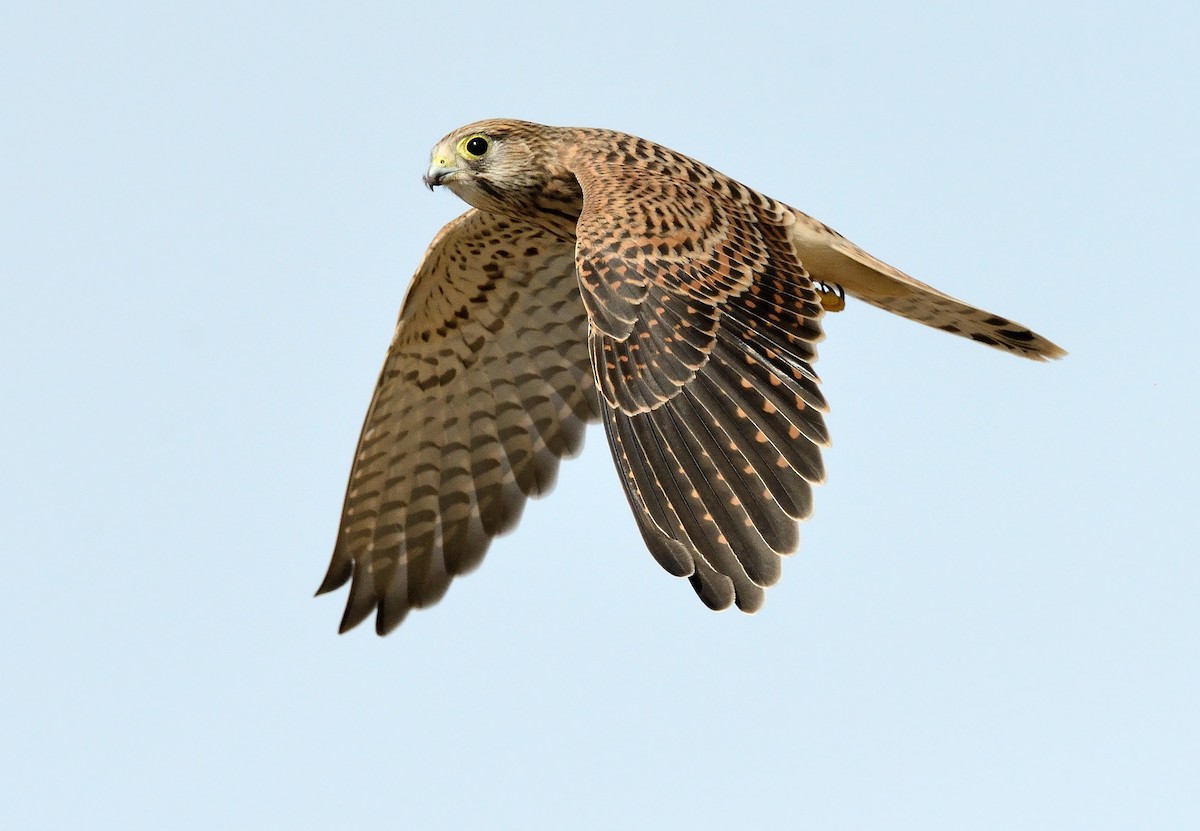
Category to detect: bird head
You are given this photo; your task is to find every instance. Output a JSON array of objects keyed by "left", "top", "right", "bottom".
[{"left": 423, "top": 119, "right": 577, "bottom": 217}]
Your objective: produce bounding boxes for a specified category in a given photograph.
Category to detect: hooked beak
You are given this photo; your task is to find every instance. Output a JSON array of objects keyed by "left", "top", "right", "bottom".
[{"left": 423, "top": 155, "right": 457, "bottom": 190}]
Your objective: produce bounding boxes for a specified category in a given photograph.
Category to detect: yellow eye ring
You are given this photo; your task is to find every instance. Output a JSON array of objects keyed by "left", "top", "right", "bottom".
[{"left": 458, "top": 134, "right": 490, "bottom": 159}]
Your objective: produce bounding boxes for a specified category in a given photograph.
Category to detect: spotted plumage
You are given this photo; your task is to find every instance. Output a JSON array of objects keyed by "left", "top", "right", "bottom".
[{"left": 318, "top": 119, "right": 1064, "bottom": 634}]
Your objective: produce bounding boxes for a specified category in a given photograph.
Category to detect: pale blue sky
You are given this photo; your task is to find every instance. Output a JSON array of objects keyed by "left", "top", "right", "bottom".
[{"left": 3, "top": 2, "right": 1197, "bottom": 828}]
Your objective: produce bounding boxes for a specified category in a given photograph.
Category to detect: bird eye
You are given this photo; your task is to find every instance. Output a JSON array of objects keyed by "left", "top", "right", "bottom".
[{"left": 460, "top": 135, "right": 490, "bottom": 159}]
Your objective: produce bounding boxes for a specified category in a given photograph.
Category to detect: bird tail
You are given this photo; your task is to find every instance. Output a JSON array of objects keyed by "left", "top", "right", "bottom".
[{"left": 790, "top": 211, "right": 1066, "bottom": 361}]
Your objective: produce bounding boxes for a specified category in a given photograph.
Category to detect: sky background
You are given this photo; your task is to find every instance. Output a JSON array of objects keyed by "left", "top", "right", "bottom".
[{"left": 3, "top": 2, "right": 1197, "bottom": 828}]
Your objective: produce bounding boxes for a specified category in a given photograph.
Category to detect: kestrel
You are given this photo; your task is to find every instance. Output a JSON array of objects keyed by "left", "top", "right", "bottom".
[{"left": 317, "top": 119, "right": 1064, "bottom": 635}]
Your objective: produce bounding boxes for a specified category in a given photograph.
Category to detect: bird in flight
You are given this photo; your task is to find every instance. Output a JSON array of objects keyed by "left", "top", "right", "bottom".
[{"left": 317, "top": 119, "right": 1064, "bottom": 635}]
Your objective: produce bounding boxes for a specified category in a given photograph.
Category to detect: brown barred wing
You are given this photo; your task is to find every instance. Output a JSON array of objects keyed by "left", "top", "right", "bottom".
[
  {"left": 571, "top": 159, "right": 830, "bottom": 612},
  {"left": 318, "top": 209, "right": 599, "bottom": 634}
]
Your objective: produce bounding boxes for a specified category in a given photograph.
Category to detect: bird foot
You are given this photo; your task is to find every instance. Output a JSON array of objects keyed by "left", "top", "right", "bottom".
[{"left": 816, "top": 281, "right": 846, "bottom": 313}]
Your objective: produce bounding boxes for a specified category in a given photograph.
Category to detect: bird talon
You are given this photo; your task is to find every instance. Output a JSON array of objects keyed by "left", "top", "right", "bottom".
[{"left": 816, "top": 281, "right": 846, "bottom": 313}]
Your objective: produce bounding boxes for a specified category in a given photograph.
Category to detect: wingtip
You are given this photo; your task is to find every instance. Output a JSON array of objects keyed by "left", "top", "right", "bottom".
[
  {"left": 315, "top": 556, "right": 352, "bottom": 597},
  {"left": 337, "top": 599, "right": 375, "bottom": 635}
]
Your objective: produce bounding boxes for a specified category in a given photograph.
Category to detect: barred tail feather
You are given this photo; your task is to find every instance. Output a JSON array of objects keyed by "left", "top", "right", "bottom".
[{"left": 790, "top": 213, "right": 1066, "bottom": 361}]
